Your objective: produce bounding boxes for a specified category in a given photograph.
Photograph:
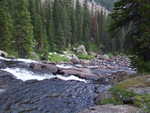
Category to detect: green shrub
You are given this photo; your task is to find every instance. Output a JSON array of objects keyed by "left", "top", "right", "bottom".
[
  {"left": 77, "top": 54, "right": 94, "bottom": 60},
  {"left": 48, "top": 53, "right": 69, "bottom": 63},
  {"left": 98, "top": 97, "right": 122, "bottom": 105},
  {"left": 110, "top": 86, "right": 137, "bottom": 103}
]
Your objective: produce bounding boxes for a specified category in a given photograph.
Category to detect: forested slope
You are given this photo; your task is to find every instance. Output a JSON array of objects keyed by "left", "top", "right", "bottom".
[{"left": 0, "top": 0, "right": 110, "bottom": 59}]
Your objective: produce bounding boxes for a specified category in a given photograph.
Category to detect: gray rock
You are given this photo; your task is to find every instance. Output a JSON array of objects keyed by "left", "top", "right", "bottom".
[
  {"left": 0, "top": 50, "right": 8, "bottom": 57},
  {"left": 30, "top": 63, "right": 58, "bottom": 74},
  {"left": 0, "top": 78, "right": 101, "bottom": 113},
  {"left": 128, "top": 87, "right": 150, "bottom": 95},
  {"left": 76, "top": 45, "right": 88, "bottom": 55},
  {"left": 70, "top": 55, "right": 80, "bottom": 64},
  {"left": 79, "top": 104, "right": 141, "bottom": 113},
  {"left": 97, "top": 54, "right": 109, "bottom": 60},
  {"left": 95, "top": 91, "right": 113, "bottom": 104}
]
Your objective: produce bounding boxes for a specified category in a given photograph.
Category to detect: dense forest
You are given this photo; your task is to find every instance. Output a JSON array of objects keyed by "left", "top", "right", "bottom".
[
  {"left": 0, "top": 0, "right": 111, "bottom": 59},
  {"left": 0, "top": 0, "right": 150, "bottom": 71}
]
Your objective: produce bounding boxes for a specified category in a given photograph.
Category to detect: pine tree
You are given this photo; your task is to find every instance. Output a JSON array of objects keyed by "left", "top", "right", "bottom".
[
  {"left": 82, "top": 1, "right": 91, "bottom": 44},
  {"left": 13, "top": 0, "right": 34, "bottom": 58},
  {"left": 0, "top": 0, "right": 14, "bottom": 54},
  {"left": 75, "top": 0, "right": 83, "bottom": 45},
  {"left": 53, "top": 0, "right": 66, "bottom": 50},
  {"left": 62, "top": 0, "right": 72, "bottom": 48},
  {"left": 110, "top": 0, "right": 150, "bottom": 60}
]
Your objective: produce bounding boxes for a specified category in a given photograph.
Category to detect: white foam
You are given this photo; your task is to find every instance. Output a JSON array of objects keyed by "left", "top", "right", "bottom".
[
  {"left": 56, "top": 64, "right": 74, "bottom": 69},
  {"left": 56, "top": 75, "right": 87, "bottom": 83},
  {"left": 0, "top": 56, "right": 39, "bottom": 63},
  {"left": 0, "top": 56, "right": 11, "bottom": 61},
  {"left": 2, "top": 68, "right": 55, "bottom": 81},
  {"left": 15, "top": 58, "right": 39, "bottom": 63},
  {"left": 1, "top": 68, "right": 86, "bottom": 82}
]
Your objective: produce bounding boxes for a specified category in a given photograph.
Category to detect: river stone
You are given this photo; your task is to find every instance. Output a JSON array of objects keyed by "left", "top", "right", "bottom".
[
  {"left": 30, "top": 63, "right": 58, "bottom": 74},
  {"left": 78, "top": 104, "right": 141, "bottom": 113}
]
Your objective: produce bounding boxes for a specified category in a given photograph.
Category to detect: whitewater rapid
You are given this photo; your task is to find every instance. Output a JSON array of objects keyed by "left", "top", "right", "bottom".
[
  {"left": 0, "top": 56, "right": 87, "bottom": 82},
  {"left": 1, "top": 68, "right": 87, "bottom": 82}
]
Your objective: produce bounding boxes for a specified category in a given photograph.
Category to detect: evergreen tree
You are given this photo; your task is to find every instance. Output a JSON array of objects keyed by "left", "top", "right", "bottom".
[
  {"left": 75, "top": 0, "right": 83, "bottom": 45},
  {"left": 110, "top": 0, "right": 150, "bottom": 61},
  {"left": 82, "top": 0, "right": 91, "bottom": 47},
  {"left": 0, "top": 0, "right": 14, "bottom": 54},
  {"left": 13, "top": 0, "right": 34, "bottom": 58}
]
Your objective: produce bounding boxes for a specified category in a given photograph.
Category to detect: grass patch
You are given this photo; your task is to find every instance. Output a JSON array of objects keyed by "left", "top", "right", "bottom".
[
  {"left": 98, "top": 97, "right": 122, "bottom": 105},
  {"left": 77, "top": 54, "right": 94, "bottom": 60},
  {"left": 48, "top": 52, "right": 69, "bottom": 63}
]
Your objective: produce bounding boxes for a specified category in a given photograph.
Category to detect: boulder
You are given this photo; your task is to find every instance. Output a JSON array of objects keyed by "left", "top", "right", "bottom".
[
  {"left": 89, "top": 52, "right": 97, "bottom": 57},
  {"left": 30, "top": 63, "right": 58, "bottom": 73},
  {"left": 128, "top": 87, "right": 150, "bottom": 95},
  {"left": 59, "top": 68, "right": 99, "bottom": 80},
  {"left": 97, "top": 54, "right": 109, "bottom": 60},
  {"left": 76, "top": 45, "right": 88, "bottom": 55},
  {"left": 117, "top": 75, "right": 150, "bottom": 95},
  {"left": 80, "top": 59, "right": 90, "bottom": 65},
  {"left": 0, "top": 50, "right": 8, "bottom": 57},
  {"left": 95, "top": 91, "right": 113, "bottom": 104},
  {"left": 79, "top": 105, "right": 141, "bottom": 113},
  {"left": 70, "top": 55, "right": 80, "bottom": 64}
]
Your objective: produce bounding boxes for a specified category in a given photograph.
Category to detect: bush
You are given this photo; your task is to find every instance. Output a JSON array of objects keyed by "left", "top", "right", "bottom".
[
  {"left": 48, "top": 52, "right": 69, "bottom": 63},
  {"left": 77, "top": 54, "right": 94, "bottom": 60},
  {"left": 98, "top": 97, "right": 122, "bottom": 105}
]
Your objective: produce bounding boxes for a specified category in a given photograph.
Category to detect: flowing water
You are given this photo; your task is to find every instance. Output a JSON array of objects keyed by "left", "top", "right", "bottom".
[{"left": 0, "top": 56, "right": 135, "bottom": 113}]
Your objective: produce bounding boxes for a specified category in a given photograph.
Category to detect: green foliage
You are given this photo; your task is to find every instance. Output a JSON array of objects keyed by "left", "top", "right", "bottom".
[
  {"left": 0, "top": 0, "right": 14, "bottom": 54},
  {"left": 48, "top": 53, "right": 69, "bottom": 63},
  {"left": 136, "top": 59, "right": 150, "bottom": 73},
  {"left": 77, "top": 54, "right": 94, "bottom": 60},
  {"left": 13, "top": 0, "right": 34, "bottom": 58},
  {"left": 110, "top": 86, "right": 137, "bottom": 103},
  {"left": 87, "top": 43, "right": 100, "bottom": 52},
  {"left": 98, "top": 97, "right": 122, "bottom": 105},
  {"left": 0, "top": 0, "right": 110, "bottom": 58},
  {"left": 109, "top": 0, "right": 150, "bottom": 71},
  {"left": 130, "top": 55, "right": 150, "bottom": 73}
]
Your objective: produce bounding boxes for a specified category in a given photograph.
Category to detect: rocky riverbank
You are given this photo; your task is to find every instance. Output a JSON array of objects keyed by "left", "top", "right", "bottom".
[{"left": 0, "top": 55, "right": 139, "bottom": 113}]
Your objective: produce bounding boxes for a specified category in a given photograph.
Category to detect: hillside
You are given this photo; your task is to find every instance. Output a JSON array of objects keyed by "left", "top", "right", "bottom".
[{"left": 92, "top": 0, "right": 116, "bottom": 10}]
